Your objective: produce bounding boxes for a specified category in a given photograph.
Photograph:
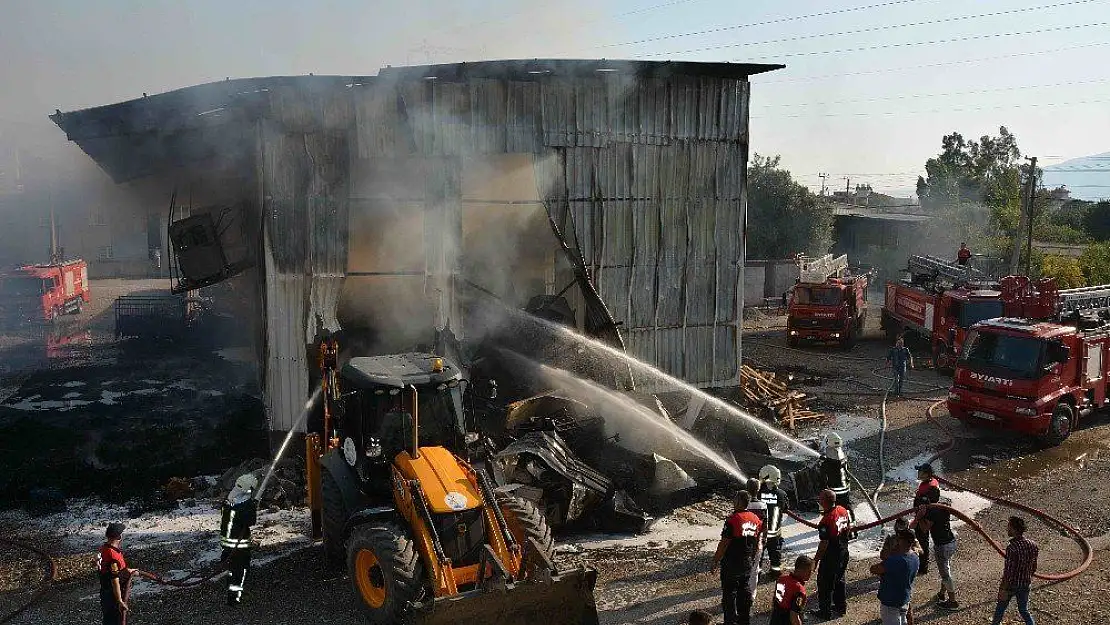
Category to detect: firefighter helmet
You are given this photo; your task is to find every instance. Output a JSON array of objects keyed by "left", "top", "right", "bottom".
[
  {"left": 759, "top": 464, "right": 782, "bottom": 486},
  {"left": 234, "top": 473, "right": 259, "bottom": 492},
  {"left": 824, "top": 432, "right": 844, "bottom": 450}
]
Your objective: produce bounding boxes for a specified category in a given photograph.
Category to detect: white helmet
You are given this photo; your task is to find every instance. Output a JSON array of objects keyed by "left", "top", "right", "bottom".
[
  {"left": 758, "top": 465, "right": 782, "bottom": 486},
  {"left": 234, "top": 473, "right": 259, "bottom": 492},
  {"left": 824, "top": 432, "right": 844, "bottom": 450}
]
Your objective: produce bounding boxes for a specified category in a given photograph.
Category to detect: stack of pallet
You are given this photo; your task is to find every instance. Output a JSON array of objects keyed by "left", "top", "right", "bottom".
[{"left": 739, "top": 365, "right": 825, "bottom": 430}]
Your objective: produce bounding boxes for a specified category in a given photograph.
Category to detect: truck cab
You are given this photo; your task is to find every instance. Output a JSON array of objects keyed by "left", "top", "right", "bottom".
[
  {"left": 786, "top": 254, "right": 870, "bottom": 347},
  {"left": 946, "top": 317, "right": 1109, "bottom": 444},
  {"left": 932, "top": 288, "right": 1005, "bottom": 368},
  {"left": 0, "top": 259, "right": 90, "bottom": 323}
]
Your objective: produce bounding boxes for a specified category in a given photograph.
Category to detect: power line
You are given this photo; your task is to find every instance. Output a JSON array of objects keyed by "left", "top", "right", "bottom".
[
  {"left": 1045, "top": 169, "right": 1110, "bottom": 173},
  {"left": 648, "top": 0, "right": 1105, "bottom": 56},
  {"left": 753, "top": 78, "right": 1110, "bottom": 108},
  {"left": 750, "top": 98, "right": 1110, "bottom": 119},
  {"left": 724, "top": 22, "right": 1110, "bottom": 62},
  {"left": 598, "top": 0, "right": 936, "bottom": 49},
  {"left": 755, "top": 42, "right": 1110, "bottom": 84}
]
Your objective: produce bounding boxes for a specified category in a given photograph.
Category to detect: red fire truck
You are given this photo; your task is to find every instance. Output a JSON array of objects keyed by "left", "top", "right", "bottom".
[
  {"left": 880, "top": 255, "right": 1011, "bottom": 370},
  {"left": 947, "top": 281, "right": 1110, "bottom": 445},
  {"left": 787, "top": 254, "right": 872, "bottom": 347},
  {"left": 0, "top": 259, "right": 91, "bottom": 322}
]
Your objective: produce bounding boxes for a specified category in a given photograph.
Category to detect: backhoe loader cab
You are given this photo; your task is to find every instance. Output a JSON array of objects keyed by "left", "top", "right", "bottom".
[
  {"left": 309, "top": 351, "right": 599, "bottom": 625},
  {"left": 335, "top": 354, "right": 469, "bottom": 476}
]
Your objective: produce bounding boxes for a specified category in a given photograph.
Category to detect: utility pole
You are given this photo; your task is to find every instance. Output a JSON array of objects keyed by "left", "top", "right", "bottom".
[
  {"left": 1009, "top": 156, "right": 1038, "bottom": 275},
  {"left": 818, "top": 172, "right": 829, "bottom": 196},
  {"left": 843, "top": 177, "right": 851, "bottom": 205},
  {"left": 49, "top": 175, "right": 58, "bottom": 263},
  {"left": 1024, "top": 156, "right": 1038, "bottom": 275}
]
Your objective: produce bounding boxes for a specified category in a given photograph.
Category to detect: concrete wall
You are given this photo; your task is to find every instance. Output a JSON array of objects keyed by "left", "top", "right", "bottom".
[{"left": 743, "top": 259, "right": 795, "bottom": 306}]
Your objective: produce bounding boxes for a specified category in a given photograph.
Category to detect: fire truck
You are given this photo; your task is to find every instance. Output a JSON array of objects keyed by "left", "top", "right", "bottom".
[
  {"left": 0, "top": 259, "right": 90, "bottom": 322},
  {"left": 947, "top": 281, "right": 1110, "bottom": 445},
  {"left": 787, "top": 254, "right": 871, "bottom": 347},
  {"left": 880, "top": 255, "right": 1010, "bottom": 371}
]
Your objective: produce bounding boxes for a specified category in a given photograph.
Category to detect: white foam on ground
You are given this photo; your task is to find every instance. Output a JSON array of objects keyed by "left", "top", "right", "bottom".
[
  {"left": 0, "top": 499, "right": 313, "bottom": 598},
  {"left": 3, "top": 398, "right": 93, "bottom": 411}
]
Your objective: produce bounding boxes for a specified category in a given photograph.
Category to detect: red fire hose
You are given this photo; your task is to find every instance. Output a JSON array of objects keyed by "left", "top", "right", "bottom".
[{"left": 785, "top": 399, "right": 1094, "bottom": 582}]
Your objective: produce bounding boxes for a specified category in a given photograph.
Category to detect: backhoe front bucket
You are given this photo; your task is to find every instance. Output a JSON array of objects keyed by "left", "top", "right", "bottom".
[{"left": 412, "top": 567, "right": 599, "bottom": 625}]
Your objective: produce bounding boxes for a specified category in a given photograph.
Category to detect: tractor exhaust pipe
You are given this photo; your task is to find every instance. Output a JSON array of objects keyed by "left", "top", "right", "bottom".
[{"left": 409, "top": 384, "right": 420, "bottom": 459}]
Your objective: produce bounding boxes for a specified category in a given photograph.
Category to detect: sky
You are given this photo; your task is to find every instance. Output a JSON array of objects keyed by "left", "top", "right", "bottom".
[{"left": 0, "top": 0, "right": 1108, "bottom": 197}]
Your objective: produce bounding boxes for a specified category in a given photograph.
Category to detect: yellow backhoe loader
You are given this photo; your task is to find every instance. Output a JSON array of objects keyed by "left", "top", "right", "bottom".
[{"left": 305, "top": 349, "right": 599, "bottom": 625}]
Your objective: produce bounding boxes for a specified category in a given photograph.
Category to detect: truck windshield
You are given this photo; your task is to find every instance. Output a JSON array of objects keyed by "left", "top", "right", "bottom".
[
  {"left": 794, "top": 286, "right": 841, "bottom": 306},
  {"left": 0, "top": 276, "right": 44, "bottom": 297},
  {"left": 959, "top": 330, "right": 1045, "bottom": 378},
  {"left": 959, "top": 300, "right": 1004, "bottom": 327}
]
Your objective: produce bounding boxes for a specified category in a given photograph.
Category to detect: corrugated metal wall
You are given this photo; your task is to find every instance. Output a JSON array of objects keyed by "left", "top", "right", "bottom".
[
  {"left": 260, "top": 70, "right": 750, "bottom": 431},
  {"left": 352, "top": 73, "right": 749, "bottom": 389},
  {"left": 259, "top": 86, "right": 352, "bottom": 431}
]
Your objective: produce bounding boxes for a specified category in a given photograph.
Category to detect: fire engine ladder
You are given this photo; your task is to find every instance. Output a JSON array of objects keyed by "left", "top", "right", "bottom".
[
  {"left": 797, "top": 253, "right": 848, "bottom": 283},
  {"left": 1057, "top": 284, "right": 1110, "bottom": 315},
  {"left": 907, "top": 254, "right": 980, "bottom": 284}
]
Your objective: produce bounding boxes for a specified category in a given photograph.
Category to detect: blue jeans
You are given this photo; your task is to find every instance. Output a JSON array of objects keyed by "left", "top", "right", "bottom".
[
  {"left": 892, "top": 367, "right": 907, "bottom": 395},
  {"left": 992, "top": 585, "right": 1034, "bottom": 625}
]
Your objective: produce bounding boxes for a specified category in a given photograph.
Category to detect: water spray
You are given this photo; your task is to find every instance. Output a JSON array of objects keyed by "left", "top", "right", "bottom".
[
  {"left": 257, "top": 387, "right": 323, "bottom": 501},
  {"left": 501, "top": 350, "right": 746, "bottom": 482},
  {"left": 506, "top": 306, "right": 822, "bottom": 459}
]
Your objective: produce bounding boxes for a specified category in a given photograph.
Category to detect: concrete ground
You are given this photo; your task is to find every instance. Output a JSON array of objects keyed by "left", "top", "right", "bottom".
[{"left": 2, "top": 305, "right": 1108, "bottom": 624}]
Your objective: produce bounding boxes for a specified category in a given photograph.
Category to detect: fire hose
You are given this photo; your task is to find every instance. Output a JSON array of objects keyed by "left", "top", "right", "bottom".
[
  {"left": 0, "top": 537, "right": 56, "bottom": 625},
  {"left": 784, "top": 398, "right": 1094, "bottom": 582}
]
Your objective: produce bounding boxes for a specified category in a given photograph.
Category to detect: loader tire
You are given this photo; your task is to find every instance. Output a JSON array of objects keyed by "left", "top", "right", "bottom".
[
  {"left": 347, "top": 524, "right": 423, "bottom": 625},
  {"left": 321, "top": 468, "right": 349, "bottom": 568},
  {"left": 496, "top": 492, "right": 555, "bottom": 557}
]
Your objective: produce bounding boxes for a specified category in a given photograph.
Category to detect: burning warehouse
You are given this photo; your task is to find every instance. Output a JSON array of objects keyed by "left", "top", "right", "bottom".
[{"left": 50, "top": 59, "right": 782, "bottom": 447}]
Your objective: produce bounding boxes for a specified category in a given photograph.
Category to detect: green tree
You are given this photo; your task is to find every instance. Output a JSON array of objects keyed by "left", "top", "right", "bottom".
[
  {"left": 916, "top": 127, "right": 1037, "bottom": 253},
  {"left": 1080, "top": 242, "right": 1110, "bottom": 285},
  {"left": 1083, "top": 201, "right": 1110, "bottom": 241},
  {"left": 747, "top": 154, "right": 833, "bottom": 259},
  {"left": 1037, "top": 254, "right": 1085, "bottom": 288}
]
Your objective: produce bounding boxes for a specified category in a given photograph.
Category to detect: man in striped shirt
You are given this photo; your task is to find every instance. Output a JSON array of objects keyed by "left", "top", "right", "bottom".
[{"left": 991, "top": 516, "right": 1039, "bottom": 625}]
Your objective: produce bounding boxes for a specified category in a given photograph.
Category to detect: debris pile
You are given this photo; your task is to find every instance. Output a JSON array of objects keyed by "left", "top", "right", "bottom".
[{"left": 738, "top": 365, "right": 825, "bottom": 430}]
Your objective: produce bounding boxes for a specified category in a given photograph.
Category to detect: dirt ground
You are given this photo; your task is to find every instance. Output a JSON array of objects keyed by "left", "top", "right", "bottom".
[{"left": 2, "top": 305, "right": 1109, "bottom": 624}]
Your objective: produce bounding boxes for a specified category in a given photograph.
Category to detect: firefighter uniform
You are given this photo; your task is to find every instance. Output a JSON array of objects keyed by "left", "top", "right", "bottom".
[
  {"left": 815, "top": 504, "right": 852, "bottom": 618},
  {"left": 719, "top": 509, "right": 764, "bottom": 625},
  {"left": 221, "top": 475, "right": 259, "bottom": 606},
  {"left": 97, "top": 523, "right": 132, "bottom": 625},
  {"left": 821, "top": 436, "right": 852, "bottom": 520},
  {"left": 913, "top": 467, "right": 941, "bottom": 575},
  {"left": 759, "top": 482, "right": 789, "bottom": 575}
]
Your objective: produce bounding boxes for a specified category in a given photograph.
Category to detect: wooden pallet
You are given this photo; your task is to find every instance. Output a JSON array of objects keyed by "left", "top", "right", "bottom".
[{"left": 739, "top": 365, "right": 826, "bottom": 431}]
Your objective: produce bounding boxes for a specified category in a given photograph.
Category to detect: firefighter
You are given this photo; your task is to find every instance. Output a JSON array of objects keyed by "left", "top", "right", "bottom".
[
  {"left": 957, "top": 242, "right": 972, "bottom": 266},
  {"left": 759, "top": 464, "right": 790, "bottom": 577},
  {"left": 811, "top": 489, "right": 852, "bottom": 621},
  {"left": 820, "top": 433, "right": 853, "bottom": 520},
  {"left": 98, "top": 522, "right": 134, "bottom": 625},
  {"left": 711, "top": 490, "right": 764, "bottom": 625},
  {"left": 912, "top": 463, "right": 941, "bottom": 577},
  {"left": 221, "top": 473, "right": 259, "bottom": 606}
]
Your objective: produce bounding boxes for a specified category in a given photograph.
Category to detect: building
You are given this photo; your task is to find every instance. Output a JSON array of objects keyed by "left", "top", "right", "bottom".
[{"left": 51, "top": 59, "right": 782, "bottom": 434}]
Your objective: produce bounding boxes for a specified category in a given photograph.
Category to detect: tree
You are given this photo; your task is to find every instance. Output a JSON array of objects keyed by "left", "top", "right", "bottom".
[
  {"left": 1038, "top": 254, "right": 1085, "bottom": 288},
  {"left": 916, "top": 127, "right": 1043, "bottom": 257},
  {"left": 1083, "top": 201, "right": 1110, "bottom": 241},
  {"left": 1080, "top": 242, "right": 1110, "bottom": 285},
  {"left": 747, "top": 154, "right": 833, "bottom": 259}
]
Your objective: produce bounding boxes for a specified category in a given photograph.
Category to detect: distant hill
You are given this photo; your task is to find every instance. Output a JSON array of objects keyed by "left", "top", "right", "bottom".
[{"left": 1044, "top": 152, "right": 1110, "bottom": 201}]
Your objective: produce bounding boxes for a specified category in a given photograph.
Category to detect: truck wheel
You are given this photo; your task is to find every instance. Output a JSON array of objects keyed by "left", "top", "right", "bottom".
[
  {"left": 321, "top": 468, "right": 350, "bottom": 567},
  {"left": 347, "top": 524, "right": 423, "bottom": 625},
  {"left": 73, "top": 299, "right": 82, "bottom": 315},
  {"left": 1044, "top": 404, "right": 1074, "bottom": 446},
  {"left": 496, "top": 492, "right": 555, "bottom": 558},
  {"left": 787, "top": 335, "right": 799, "bottom": 348}
]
